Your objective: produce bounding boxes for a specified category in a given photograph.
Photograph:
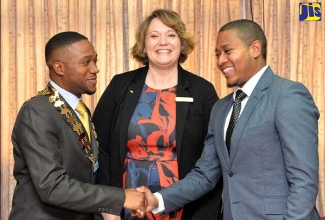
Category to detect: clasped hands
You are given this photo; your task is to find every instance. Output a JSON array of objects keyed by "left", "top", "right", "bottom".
[{"left": 102, "top": 186, "right": 158, "bottom": 220}]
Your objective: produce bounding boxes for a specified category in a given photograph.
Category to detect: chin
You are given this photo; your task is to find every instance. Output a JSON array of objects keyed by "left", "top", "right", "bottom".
[
  {"left": 227, "top": 78, "right": 241, "bottom": 88},
  {"left": 85, "top": 89, "right": 96, "bottom": 95},
  {"left": 227, "top": 82, "right": 236, "bottom": 88}
]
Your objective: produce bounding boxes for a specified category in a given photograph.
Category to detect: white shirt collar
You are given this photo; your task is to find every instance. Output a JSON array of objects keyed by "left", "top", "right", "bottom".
[
  {"left": 50, "top": 81, "right": 81, "bottom": 111},
  {"left": 233, "top": 65, "right": 269, "bottom": 100}
]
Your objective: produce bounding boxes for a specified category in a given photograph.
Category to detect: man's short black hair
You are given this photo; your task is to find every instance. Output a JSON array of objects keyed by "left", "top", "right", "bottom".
[
  {"left": 45, "top": 31, "right": 88, "bottom": 63},
  {"left": 219, "top": 19, "right": 267, "bottom": 60}
]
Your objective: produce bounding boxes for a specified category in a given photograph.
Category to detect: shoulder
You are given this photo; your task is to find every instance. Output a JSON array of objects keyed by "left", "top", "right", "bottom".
[
  {"left": 111, "top": 66, "right": 147, "bottom": 84},
  {"left": 97, "top": 66, "right": 147, "bottom": 104},
  {"left": 179, "top": 69, "right": 216, "bottom": 98},
  {"left": 270, "top": 74, "right": 311, "bottom": 97},
  {"left": 179, "top": 68, "right": 218, "bottom": 104},
  {"left": 181, "top": 69, "right": 214, "bottom": 88},
  {"left": 15, "top": 95, "right": 59, "bottom": 125},
  {"left": 20, "top": 95, "right": 52, "bottom": 111},
  {"left": 272, "top": 74, "right": 297, "bottom": 87},
  {"left": 265, "top": 74, "right": 319, "bottom": 116},
  {"left": 213, "top": 92, "right": 232, "bottom": 108},
  {"left": 21, "top": 95, "right": 62, "bottom": 117}
]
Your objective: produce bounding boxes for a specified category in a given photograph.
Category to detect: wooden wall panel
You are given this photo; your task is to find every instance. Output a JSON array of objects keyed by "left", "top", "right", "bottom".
[
  {"left": 1, "top": 0, "right": 324, "bottom": 218},
  {"left": 1, "top": 0, "right": 11, "bottom": 219}
]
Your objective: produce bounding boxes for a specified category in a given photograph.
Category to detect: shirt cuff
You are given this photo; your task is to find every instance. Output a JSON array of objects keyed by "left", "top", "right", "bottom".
[{"left": 151, "top": 192, "right": 165, "bottom": 214}]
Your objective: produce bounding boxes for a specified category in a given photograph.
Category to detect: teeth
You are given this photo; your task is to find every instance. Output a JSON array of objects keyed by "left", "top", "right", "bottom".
[
  {"left": 157, "top": 50, "right": 170, "bottom": 53},
  {"left": 223, "top": 67, "right": 234, "bottom": 73}
]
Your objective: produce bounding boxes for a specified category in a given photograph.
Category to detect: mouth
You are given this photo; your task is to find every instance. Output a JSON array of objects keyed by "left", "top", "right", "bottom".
[
  {"left": 88, "top": 78, "right": 97, "bottom": 84},
  {"left": 156, "top": 49, "right": 171, "bottom": 54},
  {"left": 222, "top": 67, "right": 234, "bottom": 76}
]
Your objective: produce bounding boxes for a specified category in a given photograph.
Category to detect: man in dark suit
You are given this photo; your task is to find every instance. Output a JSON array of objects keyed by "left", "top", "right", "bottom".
[
  {"left": 9, "top": 31, "right": 145, "bottom": 220},
  {"left": 138, "top": 19, "right": 321, "bottom": 220}
]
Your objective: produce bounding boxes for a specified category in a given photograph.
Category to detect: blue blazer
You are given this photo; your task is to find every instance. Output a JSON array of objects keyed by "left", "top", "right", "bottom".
[
  {"left": 159, "top": 67, "right": 321, "bottom": 220},
  {"left": 93, "top": 65, "right": 223, "bottom": 219}
]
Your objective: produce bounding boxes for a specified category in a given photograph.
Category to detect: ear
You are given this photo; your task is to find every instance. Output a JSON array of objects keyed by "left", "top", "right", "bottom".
[
  {"left": 52, "top": 61, "right": 64, "bottom": 76},
  {"left": 250, "top": 40, "right": 262, "bottom": 58}
]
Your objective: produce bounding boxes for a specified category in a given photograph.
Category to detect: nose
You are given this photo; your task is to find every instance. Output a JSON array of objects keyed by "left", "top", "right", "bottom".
[
  {"left": 159, "top": 36, "right": 167, "bottom": 45},
  {"left": 217, "top": 53, "right": 227, "bottom": 66},
  {"left": 91, "top": 62, "right": 99, "bottom": 74}
]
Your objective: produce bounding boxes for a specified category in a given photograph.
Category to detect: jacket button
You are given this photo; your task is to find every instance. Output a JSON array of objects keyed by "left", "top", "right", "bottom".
[{"left": 228, "top": 171, "right": 233, "bottom": 177}]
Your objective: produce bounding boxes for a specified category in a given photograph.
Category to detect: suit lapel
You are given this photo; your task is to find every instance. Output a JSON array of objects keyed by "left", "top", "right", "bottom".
[
  {"left": 87, "top": 110, "right": 99, "bottom": 164},
  {"left": 175, "top": 66, "right": 191, "bottom": 158},
  {"left": 47, "top": 84, "right": 79, "bottom": 135},
  {"left": 119, "top": 67, "right": 147, "bottom": 166},
  {"left": 46, "top": 83, "right": 98, "bottom": 164},
  {"left": 229, "top": 68, "right": 274, "bottom": 165},
  {"left": 90, "top": 125, "right": 99, "bottom": 164},
  {"left": 219, "top": 95, "right": 234, "bottom": 165}
]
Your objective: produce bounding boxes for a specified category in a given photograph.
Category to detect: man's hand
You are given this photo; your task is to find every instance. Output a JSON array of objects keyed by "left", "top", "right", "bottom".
[
  {"left": 124, "top": 188, "right": 146, "bottom": 218},
  {"left": 136, "top": 186, "right": 159, "bottom": 212}
]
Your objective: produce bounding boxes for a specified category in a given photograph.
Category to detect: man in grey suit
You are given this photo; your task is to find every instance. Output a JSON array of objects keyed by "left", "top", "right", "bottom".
[
  {"left": 137, "top": 19, "right": 321, "bottom": 219},
  {"left": 9, "top": 31, "right": 146, "bottom": 220}
]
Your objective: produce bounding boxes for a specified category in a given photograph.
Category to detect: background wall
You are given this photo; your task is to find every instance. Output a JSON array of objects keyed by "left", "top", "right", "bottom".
[{"left": 1, "top": 0, "right": 324, "bottom": 219}]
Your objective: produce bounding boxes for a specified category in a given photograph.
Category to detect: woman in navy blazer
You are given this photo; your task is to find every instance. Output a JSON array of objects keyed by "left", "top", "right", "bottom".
[{"left": 93, "top": 9, "right": 222, "bottom": 220}]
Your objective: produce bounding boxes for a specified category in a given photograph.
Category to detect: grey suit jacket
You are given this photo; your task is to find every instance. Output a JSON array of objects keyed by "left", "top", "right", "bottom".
[
  {"left": 159, "top": 67, "right": 321, "bottom": 220},
  {"left": 9, "top": 85, "right": 125, "bottom": 220}
]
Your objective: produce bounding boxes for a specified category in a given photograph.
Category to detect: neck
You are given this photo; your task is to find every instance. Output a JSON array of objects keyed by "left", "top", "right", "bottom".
[{"left": 145, "top": 65, "right": 178, "bottom": 89}]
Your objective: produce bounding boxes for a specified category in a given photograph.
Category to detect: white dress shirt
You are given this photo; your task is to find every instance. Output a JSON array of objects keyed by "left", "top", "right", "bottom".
[
  {"left": 223, "top": 65, "right": 269, "bottom": 140},
  {"left": 50, "top": 81, "right": 82, "bottom": 116}
]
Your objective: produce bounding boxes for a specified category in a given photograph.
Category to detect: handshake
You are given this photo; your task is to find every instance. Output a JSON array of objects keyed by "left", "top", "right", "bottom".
[{"left": 102, "top": 186, "right": 159, "bottom": 220}]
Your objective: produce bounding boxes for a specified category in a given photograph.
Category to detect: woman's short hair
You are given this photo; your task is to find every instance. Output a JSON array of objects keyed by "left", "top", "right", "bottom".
[{"left": 131, "top": 9, "right": 195, "bottom": 65}]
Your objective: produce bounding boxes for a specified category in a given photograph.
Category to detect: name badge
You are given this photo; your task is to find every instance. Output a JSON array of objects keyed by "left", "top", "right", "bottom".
[{"left": 175, "top": 97, "right": 194, "bottom": 102}]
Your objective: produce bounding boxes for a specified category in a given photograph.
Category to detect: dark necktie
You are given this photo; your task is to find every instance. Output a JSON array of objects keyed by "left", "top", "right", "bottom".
[{"left": 225, "top": 90, "right": 247, "bottom": 156}]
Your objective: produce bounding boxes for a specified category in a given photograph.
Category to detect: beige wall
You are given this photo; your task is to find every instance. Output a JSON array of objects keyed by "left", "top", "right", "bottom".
[{"left": 1, "top": 0, "right": 324, "bottom": 219}]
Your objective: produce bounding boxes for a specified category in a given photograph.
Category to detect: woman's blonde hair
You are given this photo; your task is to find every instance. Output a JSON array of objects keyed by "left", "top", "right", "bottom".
[{"left": 130, "top": 9, "right": 195, "bottom": 65}]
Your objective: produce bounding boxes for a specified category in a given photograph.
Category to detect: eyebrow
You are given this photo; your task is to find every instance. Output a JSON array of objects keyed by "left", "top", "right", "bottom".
[
  {"left": 215, "top": 44, "right": 231, "bottom": 51},
  {"left": 82, "top": 54, "right": 97, "bottom": 59},
  {"left": 220, "top": 44, "right": 230, "bottom": 49},
  {"left": 148, "top": 29, "right": 176, "bottom": 34}
]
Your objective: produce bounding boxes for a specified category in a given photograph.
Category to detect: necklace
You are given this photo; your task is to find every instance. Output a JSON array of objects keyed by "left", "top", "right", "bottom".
[{"left": 37, "top": 85, "right": 98, "bottom": 164}]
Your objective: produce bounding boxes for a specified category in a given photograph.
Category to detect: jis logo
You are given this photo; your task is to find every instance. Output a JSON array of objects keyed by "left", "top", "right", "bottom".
[{"left": 299, "top": 2, "right": 321, "bottom": 21}]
